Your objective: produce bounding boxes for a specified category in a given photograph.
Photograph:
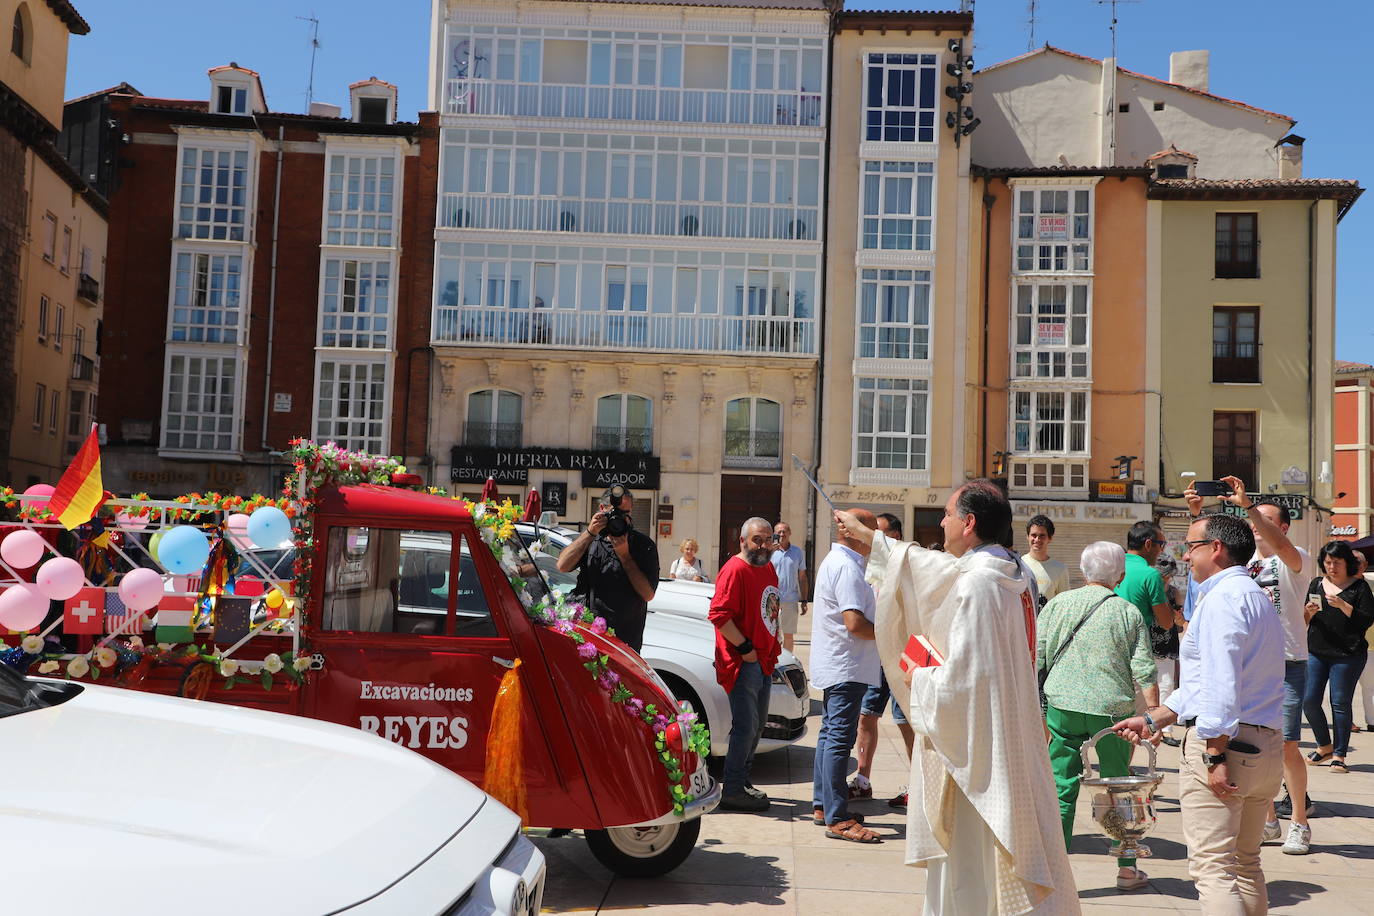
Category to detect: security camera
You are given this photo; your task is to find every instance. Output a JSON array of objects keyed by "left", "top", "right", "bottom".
[{"left": 948, "top": 38, "right": 962, "bottom": 53}]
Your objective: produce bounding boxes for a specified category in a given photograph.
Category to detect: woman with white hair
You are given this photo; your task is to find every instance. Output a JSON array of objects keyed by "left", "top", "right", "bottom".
[{"left": 1036, "top": 540, "right": 1160, "bottom": 892}]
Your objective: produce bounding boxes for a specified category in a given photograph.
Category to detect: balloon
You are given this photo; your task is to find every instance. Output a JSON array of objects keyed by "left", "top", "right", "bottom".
[
  {"left": 247, "top": 506, "right": 292, "bottom": 549},
  {"left": 35, "top": 557, "right": 84, "bottom": 601},
  {"left": 148, "top": 529, "right": 167, "bottom": 563},
  {"left": 0, "top": 583, "right": 47, "bottom": 631},
  {"left": 115, "top": 512, "right": 149, "bottom": 531},
  {"left": 19, "top": 484, "right": 54, "bottom": 509},
  {"left": 225, "top": 513, "right": 253, "bottom": 549},
  {"left": 265, "top": 588, "right": 285, "bottom": 609},
  {"left": 159, "top": 525, "right": 210, "bottom": 575},
  {"left": 0, "top": 529, "right": 46, "bottom": 569},
  {"left": 118, "top": 568, "right": 164, "bottom": 612}
]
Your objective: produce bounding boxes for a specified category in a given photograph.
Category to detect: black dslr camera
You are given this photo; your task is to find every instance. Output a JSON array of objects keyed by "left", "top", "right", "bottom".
[{"left": 601, "top": 484, "right": 633, "bottom": 537}]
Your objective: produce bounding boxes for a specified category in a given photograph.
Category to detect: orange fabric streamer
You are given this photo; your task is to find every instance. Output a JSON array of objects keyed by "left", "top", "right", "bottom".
[{"left": 483, "top": 659, "right": 528, "bottom": 823}]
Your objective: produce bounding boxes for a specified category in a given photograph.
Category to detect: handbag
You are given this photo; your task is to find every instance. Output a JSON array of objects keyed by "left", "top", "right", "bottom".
[{"left": 1037, "top": 591, "right": 1113, "bottom": 695}]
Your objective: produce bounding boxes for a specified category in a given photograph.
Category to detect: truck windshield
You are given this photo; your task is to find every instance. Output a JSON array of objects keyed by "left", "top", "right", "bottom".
[{"left": 486, "top": 527, "right": 558, "bottom": 619}]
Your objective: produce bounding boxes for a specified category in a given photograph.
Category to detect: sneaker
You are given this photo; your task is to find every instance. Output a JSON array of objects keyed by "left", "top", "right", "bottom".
[
  {"left": 888, "top": 787, "right": 909, "bottom": 808},
  {"left": 1281, "top": 822, "right": 1312, "bottom": 855},
  {"left": 848, "top": 779, "right": 873, "bottom": 800},
  {"left": 742, "top": 784, "right": 767, "bottom": 800},
  {"left": 719, "top": 792, "right": 770, "bottom": 812},
  {"left": 1276, "top": 791, "right": 1316, "bottom": 820},
  {"left": 1261, "top": 821, "right": 1281, "bottom": 843}
]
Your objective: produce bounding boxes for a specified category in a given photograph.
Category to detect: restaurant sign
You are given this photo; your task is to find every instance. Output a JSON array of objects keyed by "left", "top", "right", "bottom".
[
  {"left": 450, "top": 446, "right": 661, "bottom": 489},
  {"left": 1218, "top": 493, "right": 1305, "bottom": 521}
]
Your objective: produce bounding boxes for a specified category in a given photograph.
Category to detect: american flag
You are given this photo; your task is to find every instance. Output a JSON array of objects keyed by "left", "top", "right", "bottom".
[{"left": 104, "top": 590, "right": 145, "bottom": 635}]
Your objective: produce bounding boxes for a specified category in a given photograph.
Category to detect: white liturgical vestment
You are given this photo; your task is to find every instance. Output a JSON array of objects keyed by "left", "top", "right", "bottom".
[{"left": 866, "top": 534, "right": 1080, "bottom": 916}]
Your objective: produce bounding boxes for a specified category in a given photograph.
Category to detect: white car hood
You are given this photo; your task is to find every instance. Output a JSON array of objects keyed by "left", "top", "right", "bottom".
[{"left": 3, "top": 682, "right": 490, "bottom": 912}]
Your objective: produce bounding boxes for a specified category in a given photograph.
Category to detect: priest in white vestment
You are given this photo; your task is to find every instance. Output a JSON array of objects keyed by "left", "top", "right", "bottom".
[{"left": 838, "top": 481, "right": 1080, "bottom": 916}]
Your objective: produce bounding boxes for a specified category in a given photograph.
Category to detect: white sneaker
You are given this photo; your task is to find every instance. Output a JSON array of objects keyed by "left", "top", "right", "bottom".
[
  {"left": 1261, "top": 820, "right": 1281, "bottom": 843},
  {"left": 1282, "top": 823, "right": 1311, "bottom": 855}
]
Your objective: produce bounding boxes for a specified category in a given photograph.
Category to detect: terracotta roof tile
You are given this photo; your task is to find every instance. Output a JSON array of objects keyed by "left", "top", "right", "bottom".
[
  {"left": 1336, "top": 360, "right": 1374, "bottom": 373},
  {"left": 1149, "top": 178, "right": 1363, "bottom": 219},
  {"left": 44, "top": 0, "right": 89, "bottom": 34}
]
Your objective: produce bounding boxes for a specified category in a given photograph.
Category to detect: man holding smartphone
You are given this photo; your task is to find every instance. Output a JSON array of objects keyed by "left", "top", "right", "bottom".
[{"left": 1114, "top": 512, "right": 1284, "bottom": 915}]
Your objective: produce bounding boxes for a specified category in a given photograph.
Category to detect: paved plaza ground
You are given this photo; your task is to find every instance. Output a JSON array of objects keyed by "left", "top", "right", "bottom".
[{"left": 533, "top": 639, "right": 1374, "bottom": 914}]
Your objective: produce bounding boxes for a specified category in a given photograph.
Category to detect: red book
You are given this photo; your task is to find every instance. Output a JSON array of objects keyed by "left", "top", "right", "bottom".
[{"left": 899, "top": 633, "right": 945, "bottom": 671}]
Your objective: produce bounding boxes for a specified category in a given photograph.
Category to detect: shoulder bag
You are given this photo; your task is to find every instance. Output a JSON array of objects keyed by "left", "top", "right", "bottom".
[{"left": 1037, "top": 591, "right": 1114, "bottom": 695}]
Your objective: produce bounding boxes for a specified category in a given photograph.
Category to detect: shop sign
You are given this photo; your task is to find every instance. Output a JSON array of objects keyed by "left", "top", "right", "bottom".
[
  {"left": 1218, "top": 493, "right": 1305, "bottom": 521},
  {"left": 1094, "top": 480, "right": 1129, "bottom": 501},
  {"left": 450, "top": 446, "right": 661, "bottom": 489},
  {"left": 1010, "top": 500, "right": 1153, "bottom": 523},
  {"left": 541, "top": 482, "right": 567, "bottom": 513},
  {"left": 1331, "top": 524, "right": 1358, "bottom": 537},
  {"left": 826, "top": 486, "right": 915, "bottom": 505}
]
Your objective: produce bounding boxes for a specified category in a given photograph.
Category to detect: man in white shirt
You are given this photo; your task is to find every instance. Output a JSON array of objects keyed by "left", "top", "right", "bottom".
[
  {"left": 770, "top": 522, "right": 809, "bottom": 654},
  {"left": 1216, "top": 477, "right": 1316, "bottom": 854},
  {"left": 1024, "top": 514, "right": 1071, "bottom": 605},
  {"left": 1115, "top": 512, "right": 1284, "bottom": 915},
  {"left": 809, "top": 509, "right": 882, "bottom": 844}
]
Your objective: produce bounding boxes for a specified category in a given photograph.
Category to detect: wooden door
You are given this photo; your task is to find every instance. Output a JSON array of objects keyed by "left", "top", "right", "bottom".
[{"left": 717, "top": 474, "right": 783, "bottom": 574}]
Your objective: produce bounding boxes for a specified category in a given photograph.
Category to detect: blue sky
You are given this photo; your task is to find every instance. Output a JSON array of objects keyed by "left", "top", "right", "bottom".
[{"left": 64, "top": 0, "right": 1372, "bottom": 361}]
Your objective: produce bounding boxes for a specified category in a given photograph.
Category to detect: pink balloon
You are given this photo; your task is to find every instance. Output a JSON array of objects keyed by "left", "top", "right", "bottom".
[
  {"left": 119, "top": 567, "right": 164, "bottom": 612},
  {"left": 225, "top": 512, "right": 252, "bottom": 549},
  {"left": 0, "top": 529, "right": 46, "bottom": 569},
  {"left": 36, "top": 556, "right": 84, "bottom": 601},
  {"left": 115, "top": 512, "right": 149, "bottom": 532},
  {"left": 20, "top": 484, "right": 55, "bottom": 509},
  {"left": 0, "top": 583, "right": 48, "bottom": 632}
]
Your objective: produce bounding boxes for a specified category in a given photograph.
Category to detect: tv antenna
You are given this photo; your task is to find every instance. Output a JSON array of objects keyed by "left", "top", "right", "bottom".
[
  {"left": 297, "top": 13, "right": 321, "bottom": 107},
  {"left": 1092, "top": 0, "right": 1139, "bottom": 65},
  {"left": 1092, "top": 0, "right": 1139, "bottom": 164},
  {"left": 1027, "top": 0, "right": 1038, "bottom": 51}
]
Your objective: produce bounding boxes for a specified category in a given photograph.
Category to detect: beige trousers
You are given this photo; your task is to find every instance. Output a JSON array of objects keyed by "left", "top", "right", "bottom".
[{"left": 1180, "top": 724, "right": 1284, "bottom": 916}]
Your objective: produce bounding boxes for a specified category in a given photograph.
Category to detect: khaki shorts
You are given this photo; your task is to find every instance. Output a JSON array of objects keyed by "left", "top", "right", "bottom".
[{"left": 778, "top": 600, "right": 801, "bottom": 635}]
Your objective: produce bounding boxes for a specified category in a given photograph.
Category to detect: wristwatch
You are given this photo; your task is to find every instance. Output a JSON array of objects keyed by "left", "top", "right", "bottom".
[
  {"left": 1203, "top": 752, "right": 1227, "bottom": 768},
  {"left": 1142, "top": 710, "right": 1157, "bottom": 734}
]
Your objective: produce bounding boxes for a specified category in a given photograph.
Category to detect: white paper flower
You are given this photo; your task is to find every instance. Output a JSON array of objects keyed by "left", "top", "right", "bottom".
[
  {"left": 127, "top": 636, "right": 144, "bottom": 650},
  {"left": 66, "top": 656, "right": 89, "bottom": 678},
  {"left": 262, "top": 653, "right": 283, "bottom": 674},
  {"left": 219, "top": 658, "right": 239, "bottom": 677},
  {"left": 94, "top": 646, "right": 117, "bottom": 668},
  {"left": 38, "top": 660, "right": 59, "bottom": 674},
  {"left": 21, "top": 635, "right": 43, "bottom": 655},
  {"left": 157, "top": 643, "right": 173, "bottom": 652},
  {"left": 293, "top": 655, "right": 312, "bottom": 672}
]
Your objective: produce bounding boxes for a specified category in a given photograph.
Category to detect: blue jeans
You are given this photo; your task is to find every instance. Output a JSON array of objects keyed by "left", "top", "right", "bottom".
[
  {"left": 723, "top": 661, "right": 771, "bottom": 795},
  {"left": 1282, "top": 659, "right": 1307, "bottom": 741},
  {"left": 1304, "top": 651, "right": 1368, "bottom": 757},
  {"left": 812, "top": 682, "right": 868, "bottom": 825}
]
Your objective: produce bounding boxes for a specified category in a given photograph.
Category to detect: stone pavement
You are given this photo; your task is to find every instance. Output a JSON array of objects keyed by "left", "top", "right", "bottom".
[{"left": 533, "top": 641, "right": 1374, "bottom": 914}]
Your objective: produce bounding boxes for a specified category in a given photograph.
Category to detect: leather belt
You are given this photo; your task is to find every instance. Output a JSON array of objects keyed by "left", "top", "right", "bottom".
[{"left": 1180, "top": 718, "right": 1277, "bottom": 733}]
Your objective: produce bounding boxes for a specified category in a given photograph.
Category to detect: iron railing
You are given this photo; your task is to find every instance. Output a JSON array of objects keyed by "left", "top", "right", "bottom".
[{"left": 463, "top": 422, "right": 523, "bottom": 448}]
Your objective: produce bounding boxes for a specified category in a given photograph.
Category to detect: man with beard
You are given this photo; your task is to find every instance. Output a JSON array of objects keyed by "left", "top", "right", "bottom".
[{"left": 709, "top": 516, "right": 783, "bottom": 812}]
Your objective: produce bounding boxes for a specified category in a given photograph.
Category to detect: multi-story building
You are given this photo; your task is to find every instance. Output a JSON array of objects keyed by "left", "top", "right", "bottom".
[
  {"left": 97, "top": 67, "right": 434, "bottom": 496},
  {"left": 815, "top": 8, "right": 973, "bottom": 548},
  {"left": 428, "top": 0, "right": 832, "bottom": 573},
  {"left": 1333, "top": 361, "right": 1374, "bottom": 541},
  {"left": 2, "top": 0, "right": 107, "bottom": 486}
]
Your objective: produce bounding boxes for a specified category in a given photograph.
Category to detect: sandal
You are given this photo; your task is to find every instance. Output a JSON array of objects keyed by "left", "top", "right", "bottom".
[
  {"left": 1116, "top": 868, "right": 1149, "bottom": 891},
  {"left": 825, "top": 818, "right": 882, "bottom": 843},
  {"left": 1306, "top": 750, "right": 1334, "bottom": 766},
  {"left": 1331, "top": 759, "right": 1350, "bottom": 774},
  {"left": 814, "top": 808, "right": 864, "bottom": 826}
]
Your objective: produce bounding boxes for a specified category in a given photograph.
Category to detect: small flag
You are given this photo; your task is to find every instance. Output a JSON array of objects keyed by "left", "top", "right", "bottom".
[
  {"left": 103, "top": 590, "right": 140, "bottom": 634},
  {"left": 156, "top": 595, "right": 197, "bottom": 644},
  {"left": 214, "top": 597, "right": 251, "bottom": 644},
  {"left": 48, "top": 425, "right": 105, "bottom": 530},
  {"left": 64, "top": 587, "right": 106, "bottom": 634},
  {"left": 234, "top": 576, "right": 265, "bottom": 597}
]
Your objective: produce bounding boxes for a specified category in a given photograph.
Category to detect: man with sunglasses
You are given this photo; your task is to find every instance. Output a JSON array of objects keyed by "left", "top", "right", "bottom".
[{"left": 1114, "top": 513, "right": 1284, "bottom": 916}]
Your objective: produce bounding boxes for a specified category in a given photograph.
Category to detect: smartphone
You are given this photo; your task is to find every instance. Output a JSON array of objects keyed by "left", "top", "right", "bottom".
[
  {"left": 1193, "top": 480, "right": 1232, "bottom": 497},
  {"left": 771, "top": 533, "right": 780, "bottom": 544},
  {"left": 1228, "top": 740, "right": 1261, "bottom": 754}
]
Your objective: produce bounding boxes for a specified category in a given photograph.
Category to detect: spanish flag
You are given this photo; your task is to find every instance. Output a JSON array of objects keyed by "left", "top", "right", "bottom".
[{"left": 49, "top": 424, "right": 105, "bottom": 530}]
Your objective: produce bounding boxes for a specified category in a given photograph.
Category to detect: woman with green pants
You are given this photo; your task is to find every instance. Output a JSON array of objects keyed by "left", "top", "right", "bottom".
[{"left": 1037, "top": 540, "right": 1160, "bottom": 892}]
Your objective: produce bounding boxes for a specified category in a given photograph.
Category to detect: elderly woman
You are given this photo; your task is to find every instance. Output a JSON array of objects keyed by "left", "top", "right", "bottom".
[{"left": 1037, "top": 541, "right": 1159, "bottom": 892}]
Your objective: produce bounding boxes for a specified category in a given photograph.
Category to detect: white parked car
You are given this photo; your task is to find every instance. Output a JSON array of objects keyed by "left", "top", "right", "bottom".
[
  {"left": 0, "top": 665, "right": 545, "bottom": 915},
  {"left": 517, "top": 523, "right": 808, "bottom": 756}
]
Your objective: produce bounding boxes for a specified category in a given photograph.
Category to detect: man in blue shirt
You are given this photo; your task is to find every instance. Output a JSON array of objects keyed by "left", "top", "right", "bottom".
[
  {"left": 1115, "top": 513, "right": 1283, "bottom": 913},
  {"left": 770, "top": 522, "right": 809, "bottom": 654}
]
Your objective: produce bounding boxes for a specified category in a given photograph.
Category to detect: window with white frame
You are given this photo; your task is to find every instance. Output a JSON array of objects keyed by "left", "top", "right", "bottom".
[
  {"left": 595, "top": 394, "right": 652, "bottom": 453},
  {"left": 856, "top": 377, "right": 929, "bottom": 470},
  {"left": 1014, "top": 188, "right": 1091, "bottom": 272},
  {"left": 177, "top": 146, "right": 251, "bottom": 241},
  {"left": 37, "top": 294, "right": 48, "bottom": 343},
  {"left": 724, "top": 397, "right": 781, "bottom": 467},
  {"left": 48, "top": 388, "right": 58, "bottom": 434},
  {"left": 865, "top": 53, "right": 938, "bottom": 143},
  {"left": 321, "top": 259, "right": 391, "bottom": 348},
  {"left": 67, "top": 390, "right": 85, "bottom": 439},
  {"left": 315, "top": 359, "right": 388, "bottom": 453},
  {"left": 326, "top": 153, "right": 397, "bottom": 247},
  {"left": 60, "top": 225, "right": 72, "bottom": 274},
  {"left": 52, "top": 304, "right": 64, "bottom": 352},
  {"left": 170, "top": 251, "right": 243, "bottom": 343},
  {"left": 1011, "top": 283, "right": 1089, "bottom": 379},
  {"left": 858, "top": 268, "right": 931, "bottom": 360},
  {"left": 464, "top": 389, "right": 522, "bottom": 447},
  {"left": 32, "top": 383, "right": 44, "bottom": 429},
  {"left": 163, "top": 352, "right": 239, "bottom": 451},
  {"left": 214, "top": 82, "right": 249, "bottom": 115},
  {"left": 1011, "top": 389, "right": 1087, "bottom": 454},
  {"left": 41, "top": 212, "right": 56, "bottom": 261},
  {"left": 862, "top": 161, "right": 933, "bottom": 251}
]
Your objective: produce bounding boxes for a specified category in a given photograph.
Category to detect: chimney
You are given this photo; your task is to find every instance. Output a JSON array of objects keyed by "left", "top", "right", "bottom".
[
  {"left": 1169, "top": 50, "right": 1209, "bottom": 91},
  {"left": 1278, "top": 134, "right": 1304, "bottom": 179},
  {"left": 309, "top": 101, "right": 342, "bottom": 118}
]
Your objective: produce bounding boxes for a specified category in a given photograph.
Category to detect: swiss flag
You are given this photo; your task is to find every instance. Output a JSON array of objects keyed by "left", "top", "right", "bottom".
[{"left": 64, "top": 587, "right": 106, "bottom": 634}]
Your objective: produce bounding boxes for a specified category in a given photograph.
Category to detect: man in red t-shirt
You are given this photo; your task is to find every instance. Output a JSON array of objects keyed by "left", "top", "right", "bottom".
[{"left": 709, "top": 516, "right": 783, "bottom": 812}]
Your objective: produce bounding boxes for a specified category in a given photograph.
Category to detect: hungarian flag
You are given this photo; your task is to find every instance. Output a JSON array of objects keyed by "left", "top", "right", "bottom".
[
  {"left": 64, "top": 587, "right": 106, "bottom": 634},
  {"left": 49, "top": 425, "right": 104, "bottom": 530},
  {"left": 156, "top": 595, "right": 197, "bottom": 644}
]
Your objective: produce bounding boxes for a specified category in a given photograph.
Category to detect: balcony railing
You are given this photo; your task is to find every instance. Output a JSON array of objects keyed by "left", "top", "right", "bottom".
[
  {"left": 593, "top": 426, "right": 653, "bottom": 454},
  {"left": 440, "top": 194, "right": 817, "bottom": 242},
  {"left": 77, "top": 273, "right": 100, "bottom": 304},
  {"left": 71, "top": 354, "right": 96, "bottom": 382},
  {"left": 445, "top": 79, "right": 823, "bottom": 128},
  {"left": 433, "top": 307, "right": 815, "bottom": 357},
  {"left": 463, "top": 422, "right": 523, "bottom": 448},
  {"left": 723, "top": 430, "right": 782, "bottom": 468}
]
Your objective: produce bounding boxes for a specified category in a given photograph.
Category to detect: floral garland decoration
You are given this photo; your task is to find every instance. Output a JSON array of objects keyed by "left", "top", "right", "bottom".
[{"left": 465, "top": 498, "right": 711, "bottom": 816}]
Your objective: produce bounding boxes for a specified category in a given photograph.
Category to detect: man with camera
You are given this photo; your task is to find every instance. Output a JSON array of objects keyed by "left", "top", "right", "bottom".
[{"left": 556, "top": 484, "right": 659, "bottom": 653}]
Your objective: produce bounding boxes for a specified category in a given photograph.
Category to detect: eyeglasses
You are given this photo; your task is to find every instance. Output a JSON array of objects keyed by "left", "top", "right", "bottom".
[
  {"left": 1183, "top": 538, "right": 1216, "bottom": 553},
  {"left": 1149, "top": 538, "right": 1168, "bottom": 547}
]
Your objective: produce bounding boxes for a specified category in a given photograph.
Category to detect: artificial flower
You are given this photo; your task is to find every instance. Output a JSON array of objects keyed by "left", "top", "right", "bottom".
[
  {"left": 127, "top": 635, "right": 144, "bottom": 649},
  {"left": 262, "top": 653, "right": 283, "bottom": 674},
  {"left": 94, "top": 646, "right": 117, "bottom": 668},
  {"left": 20, "top": 635, "right": 43, "bottom": 655},
  {"left": 219, "top": 658, "right": 239, "bottom": 677},
  {"left": 66, "top": 656, "right": 90, "bottom": 678},
  {"left": 577, "top": 642, "right": 598, "bottom": 660},
  {"left": 38, "top": 660, "right": 59, "bottom": 674},
  {"left": 293, "top": 655, "right": 312, "bottom": 672},
  {"left": 589, "top": 617, "right": 608, "bottom": 635}
]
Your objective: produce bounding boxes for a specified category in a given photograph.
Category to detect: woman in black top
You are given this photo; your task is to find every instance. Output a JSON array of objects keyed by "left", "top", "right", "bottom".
[{"left": 1302, "top": 540, "right": 1374, "bottom": 773}]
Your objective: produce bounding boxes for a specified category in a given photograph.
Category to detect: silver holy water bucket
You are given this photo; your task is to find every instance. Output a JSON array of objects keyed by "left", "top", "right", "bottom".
[{"left": 1080, "top": 728, "right": 1165, "bottom": 859}]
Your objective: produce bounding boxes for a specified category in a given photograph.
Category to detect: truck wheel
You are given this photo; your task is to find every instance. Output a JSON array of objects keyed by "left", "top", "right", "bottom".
[{"left": 585, "top": 817, "right": 701, "bottom": 878}]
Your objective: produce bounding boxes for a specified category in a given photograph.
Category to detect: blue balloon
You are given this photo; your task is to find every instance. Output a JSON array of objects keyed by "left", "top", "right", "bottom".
[
  {"left": 159, "top": 525, "right": 210, "bottom": 575},
  {"left": 247, "top": 506, "right": 292, "bottom": 549}
]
